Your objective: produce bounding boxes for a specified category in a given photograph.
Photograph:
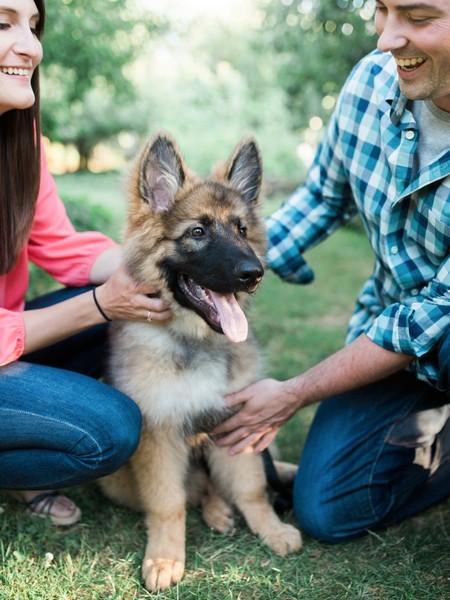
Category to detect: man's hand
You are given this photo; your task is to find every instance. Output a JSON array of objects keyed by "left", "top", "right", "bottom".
[{"left": 212, "top": 378, "right": 301, "bottom": 455}]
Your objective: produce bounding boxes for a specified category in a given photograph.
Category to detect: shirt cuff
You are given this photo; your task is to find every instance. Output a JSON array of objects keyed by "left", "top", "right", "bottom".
[{"left": 266, "top": 244, "right": 315, "bottom": 284}]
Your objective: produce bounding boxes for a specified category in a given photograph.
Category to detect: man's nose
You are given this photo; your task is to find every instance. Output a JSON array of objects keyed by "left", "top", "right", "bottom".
[{"left": 377, "top": 15, "right": 408, "bottom": 53}]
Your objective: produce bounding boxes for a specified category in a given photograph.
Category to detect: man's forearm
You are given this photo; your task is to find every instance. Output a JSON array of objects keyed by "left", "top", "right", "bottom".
[{"left": 284, "top": 333, "right": 414, "bottom": 409}]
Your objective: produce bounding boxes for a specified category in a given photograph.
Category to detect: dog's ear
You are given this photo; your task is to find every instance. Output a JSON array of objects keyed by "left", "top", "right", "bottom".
[
  {"left": 226, "top": 136, "right": 262, "bottom": 204},
  {"left": 138, "top": 132, "right": 185, "bottom": 213}
]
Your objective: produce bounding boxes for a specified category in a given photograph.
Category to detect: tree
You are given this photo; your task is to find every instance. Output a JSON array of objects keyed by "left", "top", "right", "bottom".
[
  {"left": 40, "top": 0, "right": 164, "bottom": 169},
  {"left": 257, "top": 0, "right": 377, "bottom": 129}
]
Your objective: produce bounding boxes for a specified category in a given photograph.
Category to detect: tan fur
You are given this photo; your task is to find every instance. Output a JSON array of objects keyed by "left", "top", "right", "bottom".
[{"left": 100, "top": 131, "right": 301, "bottom": 592}]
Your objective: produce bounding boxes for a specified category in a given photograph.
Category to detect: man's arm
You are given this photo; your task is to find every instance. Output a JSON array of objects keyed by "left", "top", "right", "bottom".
[{"left": 212, "top": 334, "right": 413, "bottom": 454}]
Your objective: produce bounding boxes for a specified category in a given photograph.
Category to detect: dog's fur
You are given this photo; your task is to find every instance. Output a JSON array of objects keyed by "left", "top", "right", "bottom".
[{"left": 100, "top": 132, "right": 302, "bottom": 592}]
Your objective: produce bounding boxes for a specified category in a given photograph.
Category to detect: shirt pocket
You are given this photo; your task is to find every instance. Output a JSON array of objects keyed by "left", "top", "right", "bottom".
[{"left": 407, "top": 204, "right": 450, "bottom": 261}]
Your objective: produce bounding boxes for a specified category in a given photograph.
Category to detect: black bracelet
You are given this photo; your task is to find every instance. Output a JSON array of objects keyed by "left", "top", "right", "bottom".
[{"left": 92, "top": 287, "right": 112, "bottom": 322}]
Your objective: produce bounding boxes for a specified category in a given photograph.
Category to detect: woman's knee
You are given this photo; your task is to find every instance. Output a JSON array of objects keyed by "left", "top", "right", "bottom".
[
  {"left": 59, "top": 381, "right": 142, "bottom": 482},
  {"left": 88, "top": 390, "right": 142, "bottom": 473}
]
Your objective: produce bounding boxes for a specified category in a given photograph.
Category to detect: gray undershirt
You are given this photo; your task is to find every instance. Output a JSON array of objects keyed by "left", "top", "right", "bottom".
[{"left": 412, "top": 99, "right": 450, "bottom": 173}]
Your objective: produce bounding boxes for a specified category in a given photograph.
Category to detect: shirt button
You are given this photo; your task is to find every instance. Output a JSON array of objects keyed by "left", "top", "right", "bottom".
[
  {"left": 391, "top": 245, "right": 398, "bottom": 254},
  {"left": 411, "top": 288, "right": 419, "bottom": 296},
  {"left": 405, "top": 130, "right": 415, "bottom": 140}
]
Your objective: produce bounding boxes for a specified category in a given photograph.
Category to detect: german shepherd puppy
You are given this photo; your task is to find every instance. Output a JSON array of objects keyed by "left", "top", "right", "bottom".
[{"left": 100, "top": 131, "right": 302, "bottom": 592}]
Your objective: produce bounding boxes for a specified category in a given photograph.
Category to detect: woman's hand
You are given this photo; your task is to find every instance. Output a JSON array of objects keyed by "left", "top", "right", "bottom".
[{"left": 93, "top": 266, "right": 171, "bottom": 323}]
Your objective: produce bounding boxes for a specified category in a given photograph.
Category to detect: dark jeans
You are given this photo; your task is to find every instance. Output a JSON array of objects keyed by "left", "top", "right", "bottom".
[
  {"left": 294, "top": 329, "right": 450, "bottom": 542},
  {"left": 0, "top": 287, "right": 141, "bottom": 490}
]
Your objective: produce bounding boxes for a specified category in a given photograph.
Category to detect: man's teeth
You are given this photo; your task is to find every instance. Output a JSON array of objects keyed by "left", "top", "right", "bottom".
[
  {"left": 396, "top": 58, "right": 425, "bottom": 69},
  {"left": 0, "top": 67, "right": 31, "bottom": 76}
]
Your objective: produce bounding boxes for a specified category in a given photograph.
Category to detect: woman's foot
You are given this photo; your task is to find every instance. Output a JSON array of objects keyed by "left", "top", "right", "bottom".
[{"left": 12, "top": 490, "right": 82, "bottom": 526}]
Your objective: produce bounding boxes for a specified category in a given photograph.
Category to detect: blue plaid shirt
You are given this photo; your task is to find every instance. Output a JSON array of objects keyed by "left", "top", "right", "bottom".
[{"left": 266, "top": 50, "right": 450, "bottom": 387}]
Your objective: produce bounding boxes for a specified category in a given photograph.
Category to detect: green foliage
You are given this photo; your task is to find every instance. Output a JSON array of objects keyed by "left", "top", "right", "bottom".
[
  {"left": 132, "top": 20, "right": 306, "bottom": 182},
  {"left": 38, "top": 1, "right": 382, "bottom": 177},
  {"left": 35, "top": 0, "right": 388, "bottom": 182},
  {"left": 257, "top": 0, "right": 377, "bottom": 128},
  {"left": 27, "top": 184, "right": 120, "bottom": 301},
  {"left": 40, "top": 0, "right": 165, "bottom": 167},
  {"left": 63, "top": 195, "right": 119, "bottom": 239}
]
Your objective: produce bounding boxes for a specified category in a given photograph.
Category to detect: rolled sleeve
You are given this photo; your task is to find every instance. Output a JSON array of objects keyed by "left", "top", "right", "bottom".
[
  {"left": 0, "top": 310, "right": 26, "bottom": 365},
  {"left": 365, "top": 277, "right": 450, "bottom": 357}
]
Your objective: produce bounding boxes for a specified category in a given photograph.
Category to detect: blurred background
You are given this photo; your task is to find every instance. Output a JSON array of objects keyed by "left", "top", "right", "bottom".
[
  {"left": 30, "top": 0, "right": 378, "bottom": 299},
  {"left": 41, "top": 0, "right": 377, "bottom": 186}
]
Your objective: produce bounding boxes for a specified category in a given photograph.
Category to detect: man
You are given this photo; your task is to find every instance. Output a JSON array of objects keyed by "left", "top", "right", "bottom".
[{"left": 213, "top": 0, "right": 450, "bottom": 542}]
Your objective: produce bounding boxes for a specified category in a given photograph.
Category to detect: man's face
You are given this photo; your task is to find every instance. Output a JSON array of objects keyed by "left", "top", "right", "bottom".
[{"left": 375, "top": 0, "right": 450, "bottom": 112}]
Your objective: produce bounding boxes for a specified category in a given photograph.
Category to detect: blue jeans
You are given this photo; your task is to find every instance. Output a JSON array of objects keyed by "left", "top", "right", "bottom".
[
  {"left": 294, "top": 329, "right": 450, "bottom": 542},
  {"left": 0, "top": 287, "right": 141, "bottom": 490}
]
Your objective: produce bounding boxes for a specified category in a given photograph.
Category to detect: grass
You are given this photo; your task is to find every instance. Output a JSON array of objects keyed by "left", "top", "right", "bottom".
[{"left": 1, "top": 172, "right": 449, "bottom": 599}]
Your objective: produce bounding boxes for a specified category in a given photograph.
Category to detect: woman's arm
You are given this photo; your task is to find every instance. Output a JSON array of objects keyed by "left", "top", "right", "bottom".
[
  {"left": 22, "top": 266, "right": 170, "bottom": 355},
  {"left": 89, "top": 245, "right": 122, "bottom": 284}
]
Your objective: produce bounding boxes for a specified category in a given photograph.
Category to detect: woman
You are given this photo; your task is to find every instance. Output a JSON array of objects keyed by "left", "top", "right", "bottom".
[{"left": 0, "top": 0, "right": 170, "bottom": 525}]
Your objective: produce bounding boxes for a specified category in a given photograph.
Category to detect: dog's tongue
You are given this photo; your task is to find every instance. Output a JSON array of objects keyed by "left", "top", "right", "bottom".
[{"left": 209, "top": 291, "right": 248, "bottom": 343}]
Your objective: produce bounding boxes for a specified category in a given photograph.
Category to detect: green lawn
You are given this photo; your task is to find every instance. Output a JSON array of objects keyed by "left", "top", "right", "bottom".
[{"left": 1, "top": 172, "right": 448, "bottom": 599}]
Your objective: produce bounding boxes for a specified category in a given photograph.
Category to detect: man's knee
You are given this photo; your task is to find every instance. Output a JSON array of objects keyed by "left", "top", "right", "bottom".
[
  {"left": 292, "top": 474, "right": 358, "bottom": 543},
  {"left": 292, "top": 466, "right": 389, "bottom": 544},
  {"left": 437, "top": 327, "right": 450, "bottom": 393}
]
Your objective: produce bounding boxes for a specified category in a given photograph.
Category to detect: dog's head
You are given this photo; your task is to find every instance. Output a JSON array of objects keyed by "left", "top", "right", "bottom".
[{"left": 123, "top": 131, "right": 266, "bottom": 343}]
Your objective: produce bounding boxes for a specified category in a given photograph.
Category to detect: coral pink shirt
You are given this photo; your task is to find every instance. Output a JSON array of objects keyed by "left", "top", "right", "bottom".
[{"left": 0, "top": 149, "right": 116, "bottom": 365}]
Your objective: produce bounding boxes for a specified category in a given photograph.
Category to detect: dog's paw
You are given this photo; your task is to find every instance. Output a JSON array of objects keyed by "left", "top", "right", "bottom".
[
  {"left": 262, "top": 523, "right": 302, "bottom": 556},
  {"left": 202, "top": 496, "right": 235, "bottom": 533},
  {"left": 142, "top": 557, "right": 185, "bottom": 592}
]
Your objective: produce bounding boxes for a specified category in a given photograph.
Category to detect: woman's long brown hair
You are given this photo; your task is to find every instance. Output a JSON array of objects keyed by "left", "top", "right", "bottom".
[{"left": 0, "top": 0, "right": 46, "bottom": 274}]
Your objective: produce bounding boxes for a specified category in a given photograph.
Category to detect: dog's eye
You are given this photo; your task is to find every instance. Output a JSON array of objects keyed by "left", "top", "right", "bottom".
[
  {"left": 239, "top": 225, "right": 248, "bottom": 237},
  {"left": 191, "top": 227, "right": 205, "bottom": 237}
]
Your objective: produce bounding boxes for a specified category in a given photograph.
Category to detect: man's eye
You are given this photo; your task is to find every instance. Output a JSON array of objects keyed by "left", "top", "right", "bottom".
[{"left": 408, "top": 16, "right": 431, "bottom": 23}]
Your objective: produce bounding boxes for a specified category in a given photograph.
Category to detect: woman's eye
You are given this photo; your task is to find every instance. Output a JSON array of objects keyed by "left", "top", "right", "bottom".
[{"left": 191, "top": 227, "right": 205, "bottom": 237}]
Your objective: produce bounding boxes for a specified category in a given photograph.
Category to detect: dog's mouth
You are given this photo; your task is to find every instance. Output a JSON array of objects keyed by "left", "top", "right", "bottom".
[{"left": 177, "top": 274, "right": 248, "bottom": 343}]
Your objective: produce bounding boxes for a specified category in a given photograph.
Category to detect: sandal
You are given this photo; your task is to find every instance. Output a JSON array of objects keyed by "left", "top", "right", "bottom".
[{"left": 24, "top": 491, "right": 82, "bottom": 526}]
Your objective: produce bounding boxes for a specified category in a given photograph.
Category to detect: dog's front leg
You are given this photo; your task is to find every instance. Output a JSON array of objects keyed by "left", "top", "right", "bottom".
[
  {"left": 208, "top": 445, "right": 302, "bottom": 556},
  {"left": 131, "top": 427, "right": 189, "bottom": 592}
]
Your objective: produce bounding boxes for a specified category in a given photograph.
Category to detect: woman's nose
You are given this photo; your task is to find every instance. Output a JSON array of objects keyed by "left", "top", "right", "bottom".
[{"left": 14, "top": 26, "right": 42, "bottom": 63}]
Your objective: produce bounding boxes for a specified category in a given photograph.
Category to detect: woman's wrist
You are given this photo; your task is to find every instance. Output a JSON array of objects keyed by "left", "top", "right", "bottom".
[{"left": 92, "top": 287, "right": 112, "bottom": 322}]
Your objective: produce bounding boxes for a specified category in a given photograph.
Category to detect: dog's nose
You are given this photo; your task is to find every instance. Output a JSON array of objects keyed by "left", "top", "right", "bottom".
[{"left": 235, "top": 260, "right": 264, "bottom": 286}]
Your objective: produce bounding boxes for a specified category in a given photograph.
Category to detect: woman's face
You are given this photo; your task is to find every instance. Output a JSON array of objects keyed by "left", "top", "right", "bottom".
[{"left": 0, "top": 0, "right": 42, "bottom": 116}]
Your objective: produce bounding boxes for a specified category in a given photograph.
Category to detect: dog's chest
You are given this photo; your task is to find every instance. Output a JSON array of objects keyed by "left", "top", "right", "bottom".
[{"left": 110, "top": 323, "right": 248, "bottom": 427}]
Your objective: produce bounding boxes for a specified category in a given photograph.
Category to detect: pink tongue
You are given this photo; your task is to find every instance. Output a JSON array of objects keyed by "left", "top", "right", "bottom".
[{"left": 209, "top": 291, "right": 248, "bottom": 343}]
